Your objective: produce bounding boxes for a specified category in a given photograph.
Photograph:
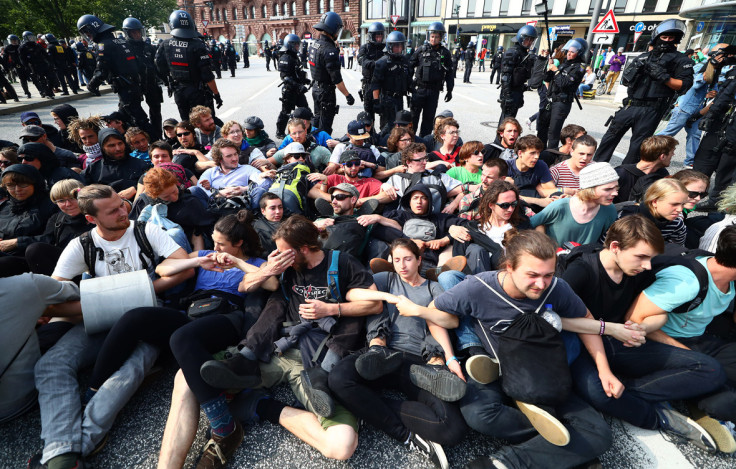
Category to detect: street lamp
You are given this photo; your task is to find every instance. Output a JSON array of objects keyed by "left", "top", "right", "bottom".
[{"left": 454, "top": 5, "right": 460, "bottom": 44}]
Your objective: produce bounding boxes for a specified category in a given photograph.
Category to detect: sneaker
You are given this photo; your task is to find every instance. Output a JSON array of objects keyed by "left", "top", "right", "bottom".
[
  {"left": 465, "top": 355, "right": 499, "bottom": 384},
  {"left": 406, "top": 433, "right": 449, "bottom": 469},
  {"left": 356, "top": 198, "right": 380, "bottom": 216},
  {"left": 686, "top": 405, "right": 735, "bottom": 453},
  {"left": 314, "top": 197, "right": 333, "bottom": 217},
  {"left": 28, "top": 453, "right": 85, "bottom": 469},
  {"left": 229, "top": 388, "right": 269, "bottom": 424},
  {"left": 655, "top": 403, "right": 716, "bottom": 453},
  {"left": 525, "top": 118, "right": 533, "bottom": 130},
  {"left": 409, "top": 364, "right": 467, "bottom": 402},
  {"left": 355, "top": 345, "right": 403, "bottom": 380},
  {"left": 301, "top": 367, "right": 335, "bottom": 418},
  {"left": 516, "top": 401, "right": 570, "bottom": 446},
  {"left": 195, "top": 420, "right": 244, "bottom": 469},
  {"left": 370, "top": 258, "right": 394, "bottom": 274},
  {"left": 200, "top": 353, "right": 262, "bottom": 390}
]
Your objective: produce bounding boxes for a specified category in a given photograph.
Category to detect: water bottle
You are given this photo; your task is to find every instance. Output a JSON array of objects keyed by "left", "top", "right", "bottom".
[{"left": 542, "top": 303, "right": 562, "bottom": 332}]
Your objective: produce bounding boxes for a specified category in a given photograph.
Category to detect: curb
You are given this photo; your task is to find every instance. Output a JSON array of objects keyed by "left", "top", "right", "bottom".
[{"left": 0, "top": 86, "right": 115, "bottom": 116}]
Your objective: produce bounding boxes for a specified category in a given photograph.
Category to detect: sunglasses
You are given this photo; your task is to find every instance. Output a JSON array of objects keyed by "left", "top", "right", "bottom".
[
  {"left": 343, "top": 161, "right": 361, "bottom": 168},
  {"left": 19, "top": 155, "right": 36, "bottom": 162},
  {"left": 496, "top": 200, "right": 518, "bottom": 210},
  {"left": 410, "top": 157, "right": 428, "bottom": 162},
  {"left": 176, "top": 131, "right": 192, "bottom": 137},
  {"left": 0, "top": 160, "right": 11, "bottom": 167},
  {"left": 331, "top": 193, "right": 352, "bottom": 201},
  {"left": 688, "top": 191, "right": 708, "bottom": 199},
  {"left": 22, "top": 136, "right": 41, "bottom": 143}
]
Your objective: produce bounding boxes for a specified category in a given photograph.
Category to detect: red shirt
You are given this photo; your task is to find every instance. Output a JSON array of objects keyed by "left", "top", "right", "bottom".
[
  {"left": 430, "top": 146, "right": 461, "bottom": 166},
  {"left": 326, "top": 174, "right": 383, "bottom": 198}
]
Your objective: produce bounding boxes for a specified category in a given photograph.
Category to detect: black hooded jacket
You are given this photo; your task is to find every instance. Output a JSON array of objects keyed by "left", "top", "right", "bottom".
[
  {"left": 51, "top": 104, "right": 83, "bottom": 153},
  {"left": 18, "top": 142, "right": 83, "bottom": 190},
  {"left": 83, "top": 129, "right": 148, "bottom": 190}
]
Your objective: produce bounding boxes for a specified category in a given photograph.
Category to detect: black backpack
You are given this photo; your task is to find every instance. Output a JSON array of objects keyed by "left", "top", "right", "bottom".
[
  {"left": 79, "top": 221, "right": 155, "bottom": 278},
  {"left": 555, "top": 243, "right": 604, "bottom": 276},
  {"left": 643, "top": 245, "right": 713, "bottom": 315},
  {"left": 322, "top": 216, "right": 373, "bottom": 259}
]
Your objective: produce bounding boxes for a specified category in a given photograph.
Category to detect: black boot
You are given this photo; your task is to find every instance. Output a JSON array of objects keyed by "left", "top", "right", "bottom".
[
  {"left": 200, "top": 353, "right": 262, "bottom": 389},
  {"left": 355, "top": 345, "right": 403, "bottom": 380},
  {"left": 301, "top": 367, "right": 335, "bottom": 418}
]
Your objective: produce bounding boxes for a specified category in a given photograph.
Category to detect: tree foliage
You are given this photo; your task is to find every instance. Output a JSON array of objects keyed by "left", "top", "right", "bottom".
[{"left": 0, "top": 0, "right": 177, "bottom": 40}]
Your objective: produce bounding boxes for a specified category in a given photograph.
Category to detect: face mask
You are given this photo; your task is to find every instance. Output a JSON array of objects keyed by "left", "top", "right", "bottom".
[{"left": 83, "top": 142, "right": 102, "bottom": 159}]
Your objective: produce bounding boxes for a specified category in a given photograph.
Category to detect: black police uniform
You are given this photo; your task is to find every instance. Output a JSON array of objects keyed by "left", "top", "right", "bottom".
[
  {"left": 409, "top": 42, "right": 454, "bottom": 137},
  {"left": 451, "top": 48, "right": 460, "bottom": 78},
  {"left": 490, "top": 50, "right": 503, "bottom": 84},
  {"left": 62, "top": 45, "right": 80, "bottom": 90},
  {"left": 536, "top": 58, "right": 586, "bottom": 148},
  {"left": 371, "top": 54, "right": 410, "bottom": 131},
  {"left": 694, "top": 67, "right": 736, "bottom": 202},
  {"left": 210, "top": 44, "right": 222, "bottom": 78},
  {"left": 276, "top": 50, "right": 311, "bottom": 136},
  {"left": 46, "top": 41, "right": 78, "bottom": 94},
  {"left": 264, "top": 44, "right": 272, "bottom": 71},
  {"left": 224, "top": 43, "right": 237, "bottom": 76},
  {"left": 271, "top": 45, "right": 281, "bottom": 71},
  {"left": 3, "top": 42, "right": 32, "bottom": 98},
  {"left": 242, "top": 45, "right": 249, "bottom": 68},
  {"left": 463, "top": 47, "right": 475, "bottom": 83},
  {"left": 18, "top": 40, "right": 55, "bottom": 98},
  {"left": 594, "top": 49, "right": 693, "bottom": 165},
  {"left": 499, "top": 44, "right": 534, "bottom": 122},
  {"left": 128, "top": 38, "right": 164, "bottom": 139},
  {"left": 0, "top": 65, "right": 16, "bottom": 103},
  {"left": 300, "top": 41, "right": 308, "bottom": 68},
  {"left": 76, "top": 45, "right": 96, "bottom": 82},
  {"left": 309, "top": 35, "right": 344, "bottom": 135},
  {"left": 357, "top": 41, "right": 385, "bottom": 121},
  {"left": 156, "top": 37, "right": 218, "bottom": 123}
]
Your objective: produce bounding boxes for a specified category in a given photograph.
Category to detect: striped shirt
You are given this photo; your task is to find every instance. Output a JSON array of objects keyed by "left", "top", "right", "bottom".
[
  {"left": 660, "top": 215, "right": 687, "bottom": 246},
  {"left": 550, "top": 161, "right": 580, "bottom": 190}
]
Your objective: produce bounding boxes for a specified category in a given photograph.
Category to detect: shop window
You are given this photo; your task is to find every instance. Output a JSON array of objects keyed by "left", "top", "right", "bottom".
[
  {"left": 613, "top": 0, "right": 627, "bottom": 13},
  {"left": 667, "top": 0, "right": 683, "bottom": 13},
  {"left": 642, "top": 0, "right": 657, "bottom": 13},
  {"left": 564, "top": 0, "right": 577, "bottom": 15}
]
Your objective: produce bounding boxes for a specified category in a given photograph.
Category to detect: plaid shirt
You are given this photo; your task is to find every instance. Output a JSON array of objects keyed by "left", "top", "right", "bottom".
[{"left": 458, "top": 185, "right": 484, "bottom": 221}]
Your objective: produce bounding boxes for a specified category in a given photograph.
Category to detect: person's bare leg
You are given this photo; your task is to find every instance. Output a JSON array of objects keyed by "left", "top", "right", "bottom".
[
  {"left": 278, "top": 406, "right": 358, "bottom": 461},
  {"left": 158, "top": 370, "right": 200, "bottom": 469},
  {"left": 438, "top": 245, "right": 454, "bottom": 266}
]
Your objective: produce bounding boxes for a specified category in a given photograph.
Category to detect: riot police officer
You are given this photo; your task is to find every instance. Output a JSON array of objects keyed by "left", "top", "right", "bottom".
[
  {"left": 123, "top": 17, "right": 164, "bottom": 139},
  {"left": 156, "top": 10, "right": 223, "bottom": 124},
  {"left": 536, "top": 38, "right": 587, "bottom": 149},
  {"left": 209, "top": 40, "right": 223, "bottom": 79},
  {"left": 499, "top": 25, "right": 537, "bottom": 122},
  {"left": 358, "top": 22, "right": 385, "bottom": 122},
  {"left": 75, "top": 42, "right": 96, "bottom": 84},
  {"left": 371, "top": 31, "right": 410, "bottom": 131},
  {"left": 300, "top": 40, "right": 308, "bottom": 68},
  {"left": 594, "top": 19, "right": 694, "bottom": 165},
  {"left": 44, "top": 34, "right": 78, "bottom": 95},
  {"left": 264, "top": 40, "right": 272, "bottom": 71},
  {"left": 276, "top": 34, "right": 311, "bottom": 138},
  {"left": 224, "top": 40, "right": 237, "bottom": 77},
  {"left": 3, "top": 34, "right": 32, "bottom": 98},
  {"left": 242, "top": 43, "right": 250, "bottom": 68},
  {"left": 490, "top": 46, "right": 503, "bottom": 85},
  {"left": 463, "top": 42, "right": 476, "bottom": 83},
  {"left": 408, "top": 21, "right": 454, "bottom": 137},
  {"left": 18, "top": 30, "right": 55, "bottom": 99},
  {"left": 308, "top": 12, "right": 355, "bottom": 135}
]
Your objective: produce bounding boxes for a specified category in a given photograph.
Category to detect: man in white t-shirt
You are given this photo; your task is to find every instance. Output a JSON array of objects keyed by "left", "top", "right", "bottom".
[{"left": 31, "top": 184, "right": 193, "bottom": 469}]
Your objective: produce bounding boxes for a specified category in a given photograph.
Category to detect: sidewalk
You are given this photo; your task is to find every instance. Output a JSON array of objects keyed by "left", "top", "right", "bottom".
[{"left": 0, "top": 81, "right": 114, "bottom": 116}]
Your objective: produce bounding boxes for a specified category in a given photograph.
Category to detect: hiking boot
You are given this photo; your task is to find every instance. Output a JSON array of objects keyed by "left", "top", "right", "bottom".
[
  {"left": 516, "top": 401, "right": 570, "bottom": 446},
  {"left": 370, "top": 258, "right": 394, "bottom": 274},
  {"left": 195, "top": 420, "right": 244, "bottom": 469},
  {"left": 314, "top": 197, "right": 333, "bottom": 217},
  {"left": 301, "top": 366, "right": 335, "bottom": 418},
  {"left": 406, "top": 433, "right": 449, "bottom": 469},
  {"left": 425, "top": 256, "right": 467, "bottom": 282},
  {"left": 200, "top": 353, "right": 262, "bottom": 390},
  {"left": 28, "top": 452, "right": 85, "bottom": 469},
  {"left": 229, "top": 388, "right": 269, "bottom": 425},
  {"left": 409, "top": 364, "right": 467, "bottom": 402},
  {"left": 356, "top": 198, "right": 380, "bottom": 216},
  {"left": 656, "top": 403, "right": 716, "bottom": 453},
  {"left": 355, "top": 345, "right": 403, "bottom": 380},
  {"left": 465, "top": 354, "right": 499, "bottom": 385}
]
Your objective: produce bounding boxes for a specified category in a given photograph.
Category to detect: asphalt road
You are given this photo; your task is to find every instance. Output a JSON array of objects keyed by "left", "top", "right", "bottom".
[{"left": 0, "top": 58, "right": 731, "bottom": 469}]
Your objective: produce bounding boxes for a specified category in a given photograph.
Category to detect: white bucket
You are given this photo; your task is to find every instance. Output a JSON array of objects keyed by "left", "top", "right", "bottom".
[{"left": 81, "top": 270, "right": 157, "bottom": 335}]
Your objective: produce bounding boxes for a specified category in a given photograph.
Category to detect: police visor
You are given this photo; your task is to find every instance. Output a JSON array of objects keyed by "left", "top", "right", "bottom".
[{"left": 562, "top": 40, "right": 581, "bottom": 54}]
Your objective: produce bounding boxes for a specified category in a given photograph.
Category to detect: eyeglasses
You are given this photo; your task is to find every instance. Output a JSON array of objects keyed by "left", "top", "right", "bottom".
[
  {"left": 399, "top": 138, "right": 412, "bottom": 143},
  {"left": 688, "top": 191, "right": 708, "bottom": 199},
  {"left": 54, "top": 198, "right": 76, "bottom": 205},
  {"left": 4, "top": 183, "right": 31, "bottom": 190},
  {"left": 410, "top": 157, "right": 428, "bottom": 163},
  {"left": 343, "top": 161, "right": 361, "bottom": 168},
  {"left": 227, "top": 129, "right": 242, "bottom": 135},
  {"left": 445, "top": 130, "right": 460, "bottom": 136},
  {"left": 331, "top": 193, "right": 352, "bottom": 201},
  {"left": 18, "top": 155, "right": 36, "bottom": 162},
  {"left": 496, "top": 200, "right": 518, "bottom": 210},
  {"left": 176, "top": 131, "right": 192, "bottom": 137}
]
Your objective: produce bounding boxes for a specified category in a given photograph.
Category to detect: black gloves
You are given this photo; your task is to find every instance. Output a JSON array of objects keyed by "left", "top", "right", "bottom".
[
  {"left": 444, "top": 90, "right": 452, "bottom": 102},
  {"left": 346, "top": 94, "right": 355, "bottom": 105},
  {"left": 214, "top": 93, "right": 223, "bottom": 109}
]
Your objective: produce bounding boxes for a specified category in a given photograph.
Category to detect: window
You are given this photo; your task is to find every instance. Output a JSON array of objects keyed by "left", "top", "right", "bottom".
[
  {"left": 262, "top": 5, "right": 267, "bottom": 17},
  {"left": 642, "top": 0, "right": 657, "bottom": 12},
  {"left": 522, "top": 0, "right": 533, "bottom": 15},
  {"left": 243, "top": 7, "right": 247, "bottom": 19},
  {"left": 344, "top": 0, "right": 349, "bottom": 12},
  {"left": 273, "top": 4, "right": 278, "bottom": 15},
  {"left": 282, "top": 3, "right": 287, "bottom": 15},
  {"left": 451, "top": 0, "right": 460, "bottom": 17},
  {"left": 328, "top": 0, "right": 334, "bottom": 11},
  {"left": 223, "top": 9, "right": 227, "bottom": 21},
  {"left": 319, "top": 0, "right": 324, "bottom": 13},
  {"left": 564, "top": 0, "right": 578, "bottom": 15},
  {"left": 215, "top": 9, "right": 220, "bottom": 21},
  {"left": 291, "top": 1, "right": 296, "bottom": 15},
  {"left": 417, "top": 0, "right": 440, "bottom": 17},
  {"left": 499, "top": 0, "right": 510, "bottom": 15},
  {"left": 304, "top": 0, "right": 310, "bottom": 14},
  {"left": 467, "top": 0, "right": 475, "bottom": 17},
  {"left": 613, "top": 0, "right": 627, "bottom": 13},
  {"left": 483, "top": 0, "right": 492, "bottom": 16},
  {"left": 250, "top": 6, "right": 255, "bottom": 18},
  {"left": 366, "top": 0, "right": 384, "bottom": 18},
  {"left": 667, "top": 0, "right": 683, "bottom": 12}
]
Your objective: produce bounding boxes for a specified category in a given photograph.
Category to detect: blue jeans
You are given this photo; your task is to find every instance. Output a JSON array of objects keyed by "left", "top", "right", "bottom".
[
  {"left": 656, "top": 105, "right": 702, "bottom": 166},
  {"left": 437, "top": 271, "right": 483, "bottom": 351},
  {"left": 571, "top": 336, "right": 726, "bottom": 429},
  {"left": 577, "top": 83, "right": 592, "bottom": 96},
  {"left": 34, "top": 324, "right": 159, "bottom": 463},
  {"left": 461, "top": 380, "right": 611, "bottom": 468}
]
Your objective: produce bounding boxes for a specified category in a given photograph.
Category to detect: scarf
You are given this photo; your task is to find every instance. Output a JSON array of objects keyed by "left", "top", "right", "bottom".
[
  {"left": 245, "top": 131, "right": 266, "bottom": 146},
  {"left": 82, "top": 143, "right": 102, "bottom": 166}
]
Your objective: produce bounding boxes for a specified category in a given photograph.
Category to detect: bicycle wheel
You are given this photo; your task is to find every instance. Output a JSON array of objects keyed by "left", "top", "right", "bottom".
[{"left": 596, "top": 81, "right": 607, "bottom": 96}]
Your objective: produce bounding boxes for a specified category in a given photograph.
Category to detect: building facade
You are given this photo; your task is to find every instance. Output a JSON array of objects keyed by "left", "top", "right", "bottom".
[
  {"left": 360, "top": 0, "right": 446, "bottom": 52},
  {"left": 679, "top": 0, "right": 736, "bottom": 50}
]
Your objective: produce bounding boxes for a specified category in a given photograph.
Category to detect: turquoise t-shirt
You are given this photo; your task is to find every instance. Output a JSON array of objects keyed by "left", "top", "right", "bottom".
[
  {"left": 529, "top": 198, "right": 617, "bottom": 246},
  {"left": 643, "top": 257, "right": 735, "bottom": 338}
]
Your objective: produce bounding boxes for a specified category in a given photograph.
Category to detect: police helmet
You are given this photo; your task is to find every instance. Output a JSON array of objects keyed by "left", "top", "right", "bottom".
[
  {"left": 386, "top": 31, "right": 406, "bottom": 58},
  {"left": 7, "top": 34, "right": 20, "bottom": 44},
  {"left": 210, "top": 39, "right": 217, "bottom": 46},
  {"left": 122, "top": 17, "right": 145, "bottom": 40},
  {"left": 314, "top": 12, "right": 343, "bottom": 38},
  {"left": 497, "top": 46, "right": 503, "bottom": 51},
  {"left": 513, "top": 25, "right": 538, "bottom": 49},
  {"left": 168, "top": 10, "right": 198, "bottom": 39},
  {"left": 44, "top": 33, "right": 58, "bottom": 44},
  {"left": 281, "top": 33, "right": 300, "bottom": 53},
  {"left": 77, "top": 14, "right": 115, "bottom": 42},
  {"left": 652, "top": 19, "right": 687, "bottom": 44},
  {"left": 75, "top": 42, "right": 86, "bottom": 52},
  {"left": 59, "top": 38, "right": 67, "bottom": 45},
  {"left": 426, "top": 21, "right": 445, "bottom": 41},
  {"left": 22, "top": 31, "right": 35, "bottom": 43},
  {"left": 562, "top": 38, "right": 588, "bottom": 59},
  {"left": 368, "top": 22, "right": 385, "bottom": 44}
]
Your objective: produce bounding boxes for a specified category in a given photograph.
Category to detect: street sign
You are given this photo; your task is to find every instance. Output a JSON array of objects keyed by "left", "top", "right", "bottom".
[
  {"left": 634, "top": 22, "right": 645, "bottom": 33},
  {"left": 593, "top": 33, "right": 614, "bottom": 45},
  {"left": 696, "top": 21, "right": 705, "bottom": 33},
  {"left": 202, "top": 20, "right": 209, "bottom": 28},
  {"left": 526, "top": 20, "right": 538, "bottom": 27},
  {"left": 592, "top": 10, "right": 619, "bottom": 34},
  {"left": 390, "top": 15, "right": 400, "bottom": 26},
  {"left": 634, "top": 31, "right": 643, "bottom": 43}
]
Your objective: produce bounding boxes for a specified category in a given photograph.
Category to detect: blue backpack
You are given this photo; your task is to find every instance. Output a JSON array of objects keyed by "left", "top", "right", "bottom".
[
  {"left": 138, "top": 203, "right": 192, "bottom": 253},
  {"left": 280, "top": 250, "right": 341, "bottom": 303}
]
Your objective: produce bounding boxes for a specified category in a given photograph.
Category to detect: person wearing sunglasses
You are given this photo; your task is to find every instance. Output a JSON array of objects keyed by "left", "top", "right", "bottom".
[
  {"left": 325, "top": 120, "right": 383, "bottom": 178},
  {"left": 672, "top": 169, "right": 710, "bottom": 215},
  {"left": 313, "top": 183, "right": 378, "bottom": 259},
  {"left": 19, "top": 125, "right": 82, "bottom": 173},
  {"left": 311, "top": 150, "right": 384, "bottom": 216},
  {"left": 614, "top": 135, "right": 674, "bottom": 204},
  {"left": 172, "top": 121, "right": 210, "bottom": 176},
  {"left": 17, "top": 142, "right": 83, "bottom": 190}
]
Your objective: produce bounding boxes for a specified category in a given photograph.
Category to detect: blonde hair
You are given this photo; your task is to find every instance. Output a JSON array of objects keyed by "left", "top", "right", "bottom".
[
  {"left": 717, "top": 183, "right": 736, "bottom": 214},
  {"left": 576, "top": 187, "right": 598, "bottom": 202},
  {"left": 643, "top": 178, "right": 687, "bottom": 214},
  {"left": 50, "top": 179, "right": 85, "bottom": 203},
  {"left": 221, "top": 120, "right": 242, "bottom": 136}
]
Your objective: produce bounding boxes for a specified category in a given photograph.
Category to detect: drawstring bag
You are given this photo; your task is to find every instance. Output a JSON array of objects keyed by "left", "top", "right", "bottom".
[{"left": 475, "top": 276, "right": 572, "bottom": 406}]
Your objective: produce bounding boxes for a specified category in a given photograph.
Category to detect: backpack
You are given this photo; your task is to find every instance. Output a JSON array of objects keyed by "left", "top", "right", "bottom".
[
  {"left": 396, "top": 171, "right": 448, "bottom": 214},
  {"left": 555, "top": 243, "right": 604, "bottom": 276},
  {"left": 527, "top": 55, "right": 548, "bottom": 90},
  {"left": 643, "top": 245, "right": 714, "bottom": 315},
  {"left": 269, "top": 162, "right": 312, "bottom": 215},
  {"left": 280, "top": 250, "right": 341, "bottom": 303},
  {"left": 323, "top": 217, "right": 373, "bottom": 258},
  {"left": 206, "top": 190, "right": 251, "bottom": 219},
  {"left": 627, "top": 167, "right": 664, "bottom": 203},
  {"left": 79, "top": 221, "right": 154, "bottom": 278},
  {"left": 403, "top": 218, "right": 437, "bottom": 241},
  {"left": 138, "top": 203, "right": 192, "bottom": 253}
]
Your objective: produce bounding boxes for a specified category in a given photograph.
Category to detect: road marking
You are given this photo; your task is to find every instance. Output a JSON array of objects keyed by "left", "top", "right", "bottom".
[
  {"left": 454, "top": 91, "right": 485, "bottom": 105},
  {"left": 219, "top": 106, "right": 241, "bottom": 119},
  {"left": 248, "top": 82, "right": 275, "bottom": 101}
]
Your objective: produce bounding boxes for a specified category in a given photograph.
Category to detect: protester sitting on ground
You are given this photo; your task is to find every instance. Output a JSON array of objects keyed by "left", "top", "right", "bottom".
[
  {"left": 328, "top": 238, "right": 468, "bottom": 469},
  {"left": 481, "top": 117, "right": 521, "bottom": 164},
  {"left": 172, "top": 121, "right": 212, "bottom": 175},
  {"left": 458, "top": 158, "right": 510, "bottom": 221},
  {"left": 134, "top": 141, "right": 197, "bottom": 198},
  {"left": 20, "top": 124, "right": 80, "bottom": 170},
  {"left": 243, "top": 115, "right": 278, "bottom": 160},
  {"left": 619, "top": 178, "right": 688, "bottom": 246},
  {"left": 277, "top": 107, "right": 337, "bottom": 150},
  {"left": 672, "top": 169, "right": 710, "bottom": 215},
  {"left": 309, "top": 149, "right": 385, "bottom": 213},
  {"left": 532, "top": 162, "right": 619, "bottom": 246},
  {"left": 628, "top": 226, "right": 736, "bottom": 453},
  {"left": 162, "top": 118, "right": 179, "bottom": 146},
  {"left": 614, "top": 135, "right": 675, "bottom": 203},
  {"left": 124, "top": 127, "right": 151, "bottom": 165},
  {"left": 379, "top": 110, "right": 419, "bottom": 147},
  {"left": 325, "top": 120, "right": 383, "bottom": 177},
  {"left": 539, "top": 124, "right": 586, "bottom": 168},
  {"left": 82, "top": 128, "right": 148, "bottom": 202},
  {"left": 50, "top": 103, "right": 82, "bottom": 153},
  {"left": 20, "top": 111, "right": 64, "bottom": 148},
  {"left": 446, "top": 141, "right": 484, "bottom": 185},
  {"left": 263, "top": 118, "right": 332, "bottom": 170},
  {"left": 550, "top": 134, "right": 597, "bottom": 195},
  {"left": 17, "top": 142, "right": 83, "bottom": 188},
  {"left": 427, "top": 118, "right": 461, "bottom": 169},
  {"left": 102, "top": 111, "right": 128, "bottom": 136},
  {"left": 563, "top": 215, "right": 728, "bottom": 454},
  {"left": 421, "top": 110, "right": 462, "bottom": 153},
  {"left": 506, "top": 135, "right": 558, "bottom": 210},
  {"left": 268, "top": 142, "right": 324, "bottom": 216},
  {"left": 221, "top": 120, "right": 265, "bottom": 167},
  {"left": 1, "top": 147, "right": 19, "bottom": 169},
  {"left": 700, "top": 183, "right": 736, "bottom": 252},
  {"left": 189, "top": 105, "right": 222, "bottom": 151},
  {"left": 253, "top": 193, "right": 284, "bottom": 256},
  {"left": 375, "top": 126, "right": 414, "bottom": 179},
  {"left": 66, "top": 115, "right": 104, "bottom": 169}
]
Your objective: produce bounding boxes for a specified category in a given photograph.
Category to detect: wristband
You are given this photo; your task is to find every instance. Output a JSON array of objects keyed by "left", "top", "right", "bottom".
[
  {"left": 446, "top": 356, "right": 459, "bottom": 366},
  {"left": 599, "top": 319, "right": 606, "bottom": 336}
]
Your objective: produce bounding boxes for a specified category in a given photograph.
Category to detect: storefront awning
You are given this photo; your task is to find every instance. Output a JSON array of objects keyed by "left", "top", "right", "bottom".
[
  {"left": 360, "top": 22, "right": 389, "bottom": 28},
  {"left": 411, "top": 21, "right": 436, "bottom": 27}
]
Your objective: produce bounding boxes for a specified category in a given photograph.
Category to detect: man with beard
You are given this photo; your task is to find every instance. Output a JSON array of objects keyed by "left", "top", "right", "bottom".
[
  {"left": 481, "top": 117, "right": 521, "bottom": 164},
  {"left": 172, "top": 121, "right": 211, "bottom": 175},
  {"left": 83, "top": 128, "right": 148, "bottom": 201},
  {"left": 312, "top": 150, "right": 384, "bottom": 211},
  {"left": 190, "top": 105, "right": 222, "bottom": 151}
]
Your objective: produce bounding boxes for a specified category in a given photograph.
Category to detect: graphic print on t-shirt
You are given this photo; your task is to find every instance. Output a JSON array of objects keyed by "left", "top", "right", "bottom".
[
  {"left": 292, "top": 285, "right": 329, "bottom": 300},
  {"left": 104, "top": 248, "right": 134, "bottom": 275}
]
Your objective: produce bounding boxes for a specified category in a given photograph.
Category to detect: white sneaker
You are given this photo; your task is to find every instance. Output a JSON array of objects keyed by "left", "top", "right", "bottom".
[{"left": 516, "top": 401, "right": 570, "bottom": 446}]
